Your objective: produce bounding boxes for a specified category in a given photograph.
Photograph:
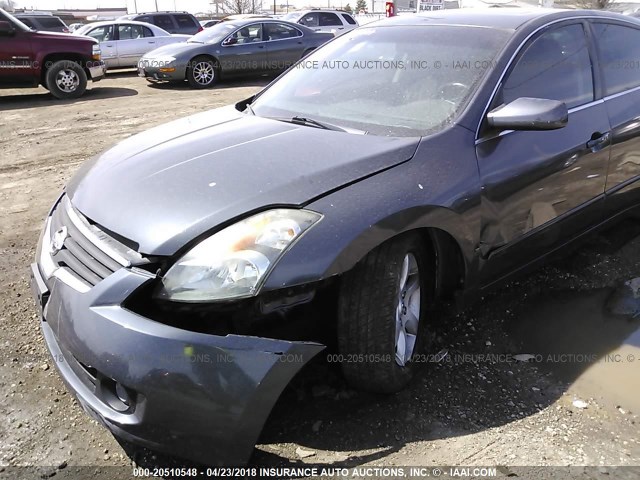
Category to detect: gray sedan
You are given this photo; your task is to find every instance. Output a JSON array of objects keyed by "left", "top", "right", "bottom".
[{"left": 137, "top": 19, "right": 334, "bottom": 88}]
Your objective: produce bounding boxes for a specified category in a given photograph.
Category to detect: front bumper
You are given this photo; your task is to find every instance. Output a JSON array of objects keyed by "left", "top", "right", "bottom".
[
  {"left": 30, "top": 232, "right": 324, "bottom": 465},
  {"left": 137, "top": 61, "right": 185, "bottom": 82},
  {"left": 88, "top": 62, "right": 106, "bottom": 82}
]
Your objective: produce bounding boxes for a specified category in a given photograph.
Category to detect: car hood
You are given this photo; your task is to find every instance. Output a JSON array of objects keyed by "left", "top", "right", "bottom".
[
  {"left": 142, "top": 41, "right": 201, "bottom": 58},
  {"left": 34, "top": 30, "right": 97, "bottom": 43},
  {"left": 67, "top": 106, "right": 419, "bottom": 256}
]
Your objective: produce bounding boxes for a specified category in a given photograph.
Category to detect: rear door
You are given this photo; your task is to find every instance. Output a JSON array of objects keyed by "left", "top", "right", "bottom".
[
  {"left": 590, "top": 21, "right": 640, "bottom": 217},
  {"left": 264, "top": 22, "right": 305, "bottom": 70},
  {"left": 116, "top": 23, "right": 153, "bottom": 67},
  {"left": 476, "top": 22, "right": 610, "bottom": 285}
]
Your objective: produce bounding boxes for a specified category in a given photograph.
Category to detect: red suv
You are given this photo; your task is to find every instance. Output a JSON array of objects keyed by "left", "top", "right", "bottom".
[{"left": 0, "top": 9, "right": 105, "bottom": 99}]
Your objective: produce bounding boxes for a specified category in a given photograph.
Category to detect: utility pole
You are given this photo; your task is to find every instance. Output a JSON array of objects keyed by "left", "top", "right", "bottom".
[
  {"left": 154, "top": 0, "right": 159, "bottom": 11},
  {"left": 133, "top": 0, "right": 137, "bottom": 13}
]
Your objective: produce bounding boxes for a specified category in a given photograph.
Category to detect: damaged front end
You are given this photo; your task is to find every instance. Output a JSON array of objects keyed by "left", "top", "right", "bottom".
[{"left": 30, "top": 195, "right": 329, "bottom": 466}]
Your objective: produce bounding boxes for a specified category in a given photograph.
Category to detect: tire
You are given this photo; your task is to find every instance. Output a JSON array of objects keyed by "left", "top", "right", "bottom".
[
  {"left": 45, "top": 60, "right": 88, "bottom": 100},
  {"left": 187, "top": 56, "right": 218, "bottom": 89},
  {"left": 337, "top": 233, "right": 433, "bottom": 393}
]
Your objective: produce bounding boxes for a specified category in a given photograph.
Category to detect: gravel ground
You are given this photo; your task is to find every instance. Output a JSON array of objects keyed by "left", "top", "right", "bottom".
[{"left": 0, "top": 73, "right": 639, "bottom": 479}]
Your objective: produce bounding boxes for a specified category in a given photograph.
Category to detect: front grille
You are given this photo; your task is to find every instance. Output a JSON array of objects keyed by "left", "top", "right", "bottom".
[{"left": 48, "top": 196, "right": 135, "bottom": 288}]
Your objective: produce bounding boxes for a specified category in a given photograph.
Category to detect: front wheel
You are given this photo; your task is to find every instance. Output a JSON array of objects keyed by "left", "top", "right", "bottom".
[
  {"left": 45, "top": 60, "right": 88, "bottom": 100},
  {"left": 337, "top": 233, "right": 432, "bottom": 393},
  {"left": 187, "top": 56, "right": 218, "bottom": 89}
]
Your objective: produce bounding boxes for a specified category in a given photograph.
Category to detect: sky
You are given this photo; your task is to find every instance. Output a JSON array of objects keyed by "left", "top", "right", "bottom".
[{"left": 14, "top": 0, "right": 350, "bottom": 13}]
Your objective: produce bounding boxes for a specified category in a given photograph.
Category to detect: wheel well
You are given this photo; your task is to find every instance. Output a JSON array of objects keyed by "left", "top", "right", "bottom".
[
  {"left": 341, "top": 228, "right": 465, "bottom": 303},
  {"left": 422, "top": 228, "right": 465, "bottom": 301},
  {"left": 40, "top": 53, "right": 86, "bottom": 86}
]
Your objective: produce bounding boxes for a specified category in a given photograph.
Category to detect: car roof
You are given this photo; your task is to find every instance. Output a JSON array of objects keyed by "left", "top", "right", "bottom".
[
  {"left": 123, "top": 11, "right": 192, "bottom": 16},
  {"left": 378, "top": 8, "right": 638, "bottom": 30},
  {"left": 224, "top": 18, "right": 302, "bottom": 27},
  {"left": 79, "top": 19, "right": 162, "bottom": 28},
  {"left": 16, "top": 13, "right": 60, "bottom": 18}
]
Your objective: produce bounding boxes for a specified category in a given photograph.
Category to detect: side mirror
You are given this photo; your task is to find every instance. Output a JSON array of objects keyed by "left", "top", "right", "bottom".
[
  {"left": 487, "top": 97, "right": 568, "bottom": 131},
  {"left": 0, "top": 21, "right": 16, "bottom": 36},
  {"left": 222, "top": 37, "right": 237, "bottom": 46}
]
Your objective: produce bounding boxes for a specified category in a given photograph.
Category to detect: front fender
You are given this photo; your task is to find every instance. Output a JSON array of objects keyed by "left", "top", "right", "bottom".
[{"left": 262, "top": 125, "right": 482, "bottom": 292}]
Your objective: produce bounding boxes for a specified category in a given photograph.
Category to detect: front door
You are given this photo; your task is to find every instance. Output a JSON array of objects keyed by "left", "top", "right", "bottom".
[
  {"left": 476, "top": 22, "right": 610, "bottom": 285},
  {"left": 0, "top": 13, "right": 35, "bottom": 86},
  {"left": 85, "top": 24, "right": 117, "bottom": 68},
  {"left": 221, "top": 23, "right": 267, "bottom": 75}
]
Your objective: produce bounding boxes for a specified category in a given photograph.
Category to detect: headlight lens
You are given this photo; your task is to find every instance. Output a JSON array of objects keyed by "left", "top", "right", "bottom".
[{"left": 156, "top": 209, "right": 322, "bottom": 302}]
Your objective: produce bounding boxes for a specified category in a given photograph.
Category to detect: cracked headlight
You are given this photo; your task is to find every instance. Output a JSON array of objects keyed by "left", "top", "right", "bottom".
[{"left": 155, "top": 209, "right": 322, "bottom": 302}]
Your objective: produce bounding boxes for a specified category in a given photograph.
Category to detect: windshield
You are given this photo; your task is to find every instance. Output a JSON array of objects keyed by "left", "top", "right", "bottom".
[
  {"left": 188, "top": 21, "right": 237, "bottom": 43},
  {"left": 252, "top": 25, "right": 511, "bottom": 137}
]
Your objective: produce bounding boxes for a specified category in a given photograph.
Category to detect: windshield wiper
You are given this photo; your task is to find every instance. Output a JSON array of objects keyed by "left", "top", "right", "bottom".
[{"left": 289, "top": 116, "right": 347, "bottom": 132}]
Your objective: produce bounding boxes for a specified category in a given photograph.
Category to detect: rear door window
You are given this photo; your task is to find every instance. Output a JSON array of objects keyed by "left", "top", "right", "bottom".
[
  {"left": 118, "top": 24, "right": 147, "bottom": 40},
  {"left": 592, "top": 22, "right": 640, "bottom": 95},
  {"left": 319, "top": 12, "right": 342, "bottom": 26},
  {"left": 341, "top": 13, "right": 357, "bottom": 25},
  {"left": 38, "top": 17, "right": 66, "bottom": 29},
  {"left": 154, "top": 15, "right": 175, "bottom": 31},
  {"left": 17, "top": 17, "right": 35, "bottom": 28},
  {"left": 175, "top": 14, "right": 197, "bottom": 29},
  {"left": 264, "top": 22, "right": 302, "bottom": 40}
]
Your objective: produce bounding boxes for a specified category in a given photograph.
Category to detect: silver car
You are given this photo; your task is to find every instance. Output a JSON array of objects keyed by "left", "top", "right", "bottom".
[
  {"left": 281, "top": 9, "right": 358, "bottom": 36},
  {"left": 74, "top": 20, "right": 190, "bottom": 69}
]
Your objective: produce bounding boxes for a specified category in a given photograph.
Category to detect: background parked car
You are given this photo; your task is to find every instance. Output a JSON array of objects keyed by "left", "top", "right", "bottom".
[
  {"left": 74, "top": 20, "right": 190, "bottom": 69},
  {"left": 138, "top": 19, "right": 333, "bottom": 88},
  {"left": 200, "top": 19, "right": 221, "bottom": 28},
  {"left": 0, "top": 8, "right": 105, "bottom": 99},
  {"left": 68, "top": 22, "right": 85, "bottom": 32},
  {"left": 281, "top": 9, "right": 357, "bottom": 36},
  {"left": 118, "top": 11, "right": 202, "bottom": 35},
  {"left": 14, "top": 13, "right": 69, "bottom": 33}
]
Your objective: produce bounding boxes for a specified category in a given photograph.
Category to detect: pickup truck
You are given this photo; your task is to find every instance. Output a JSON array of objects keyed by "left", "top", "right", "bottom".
[{"left": 0, "top": 8, "right": 105, "bottom": 99}]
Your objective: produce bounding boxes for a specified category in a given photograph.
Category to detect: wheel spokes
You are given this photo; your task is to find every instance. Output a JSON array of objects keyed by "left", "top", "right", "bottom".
[{"left": 394, "top": 252, "right": 422, "bottom": 367}]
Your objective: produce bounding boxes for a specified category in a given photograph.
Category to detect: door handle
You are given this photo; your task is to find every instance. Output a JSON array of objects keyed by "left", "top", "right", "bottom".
[
  {"left": 148, "top": 41, "right": 156, "bottom": 44},
  {"left": 105, "top": 44, "right": 114, "bottom": 47},
  {"left": 338, "top": 27, "right": 344, "bottom": 29},
  {"left": 586, "top": 132, "right": 610, "bottom": 152}
]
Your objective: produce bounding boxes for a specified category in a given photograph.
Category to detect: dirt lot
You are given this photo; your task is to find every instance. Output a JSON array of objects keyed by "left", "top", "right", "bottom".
[{"left": 1, "top": 73, "right": 639, "bottom": 478}]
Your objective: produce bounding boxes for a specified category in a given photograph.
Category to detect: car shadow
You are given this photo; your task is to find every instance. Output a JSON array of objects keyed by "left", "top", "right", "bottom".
[{"left": 0, "top": 86, "right": 138, "bottom": 111}]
